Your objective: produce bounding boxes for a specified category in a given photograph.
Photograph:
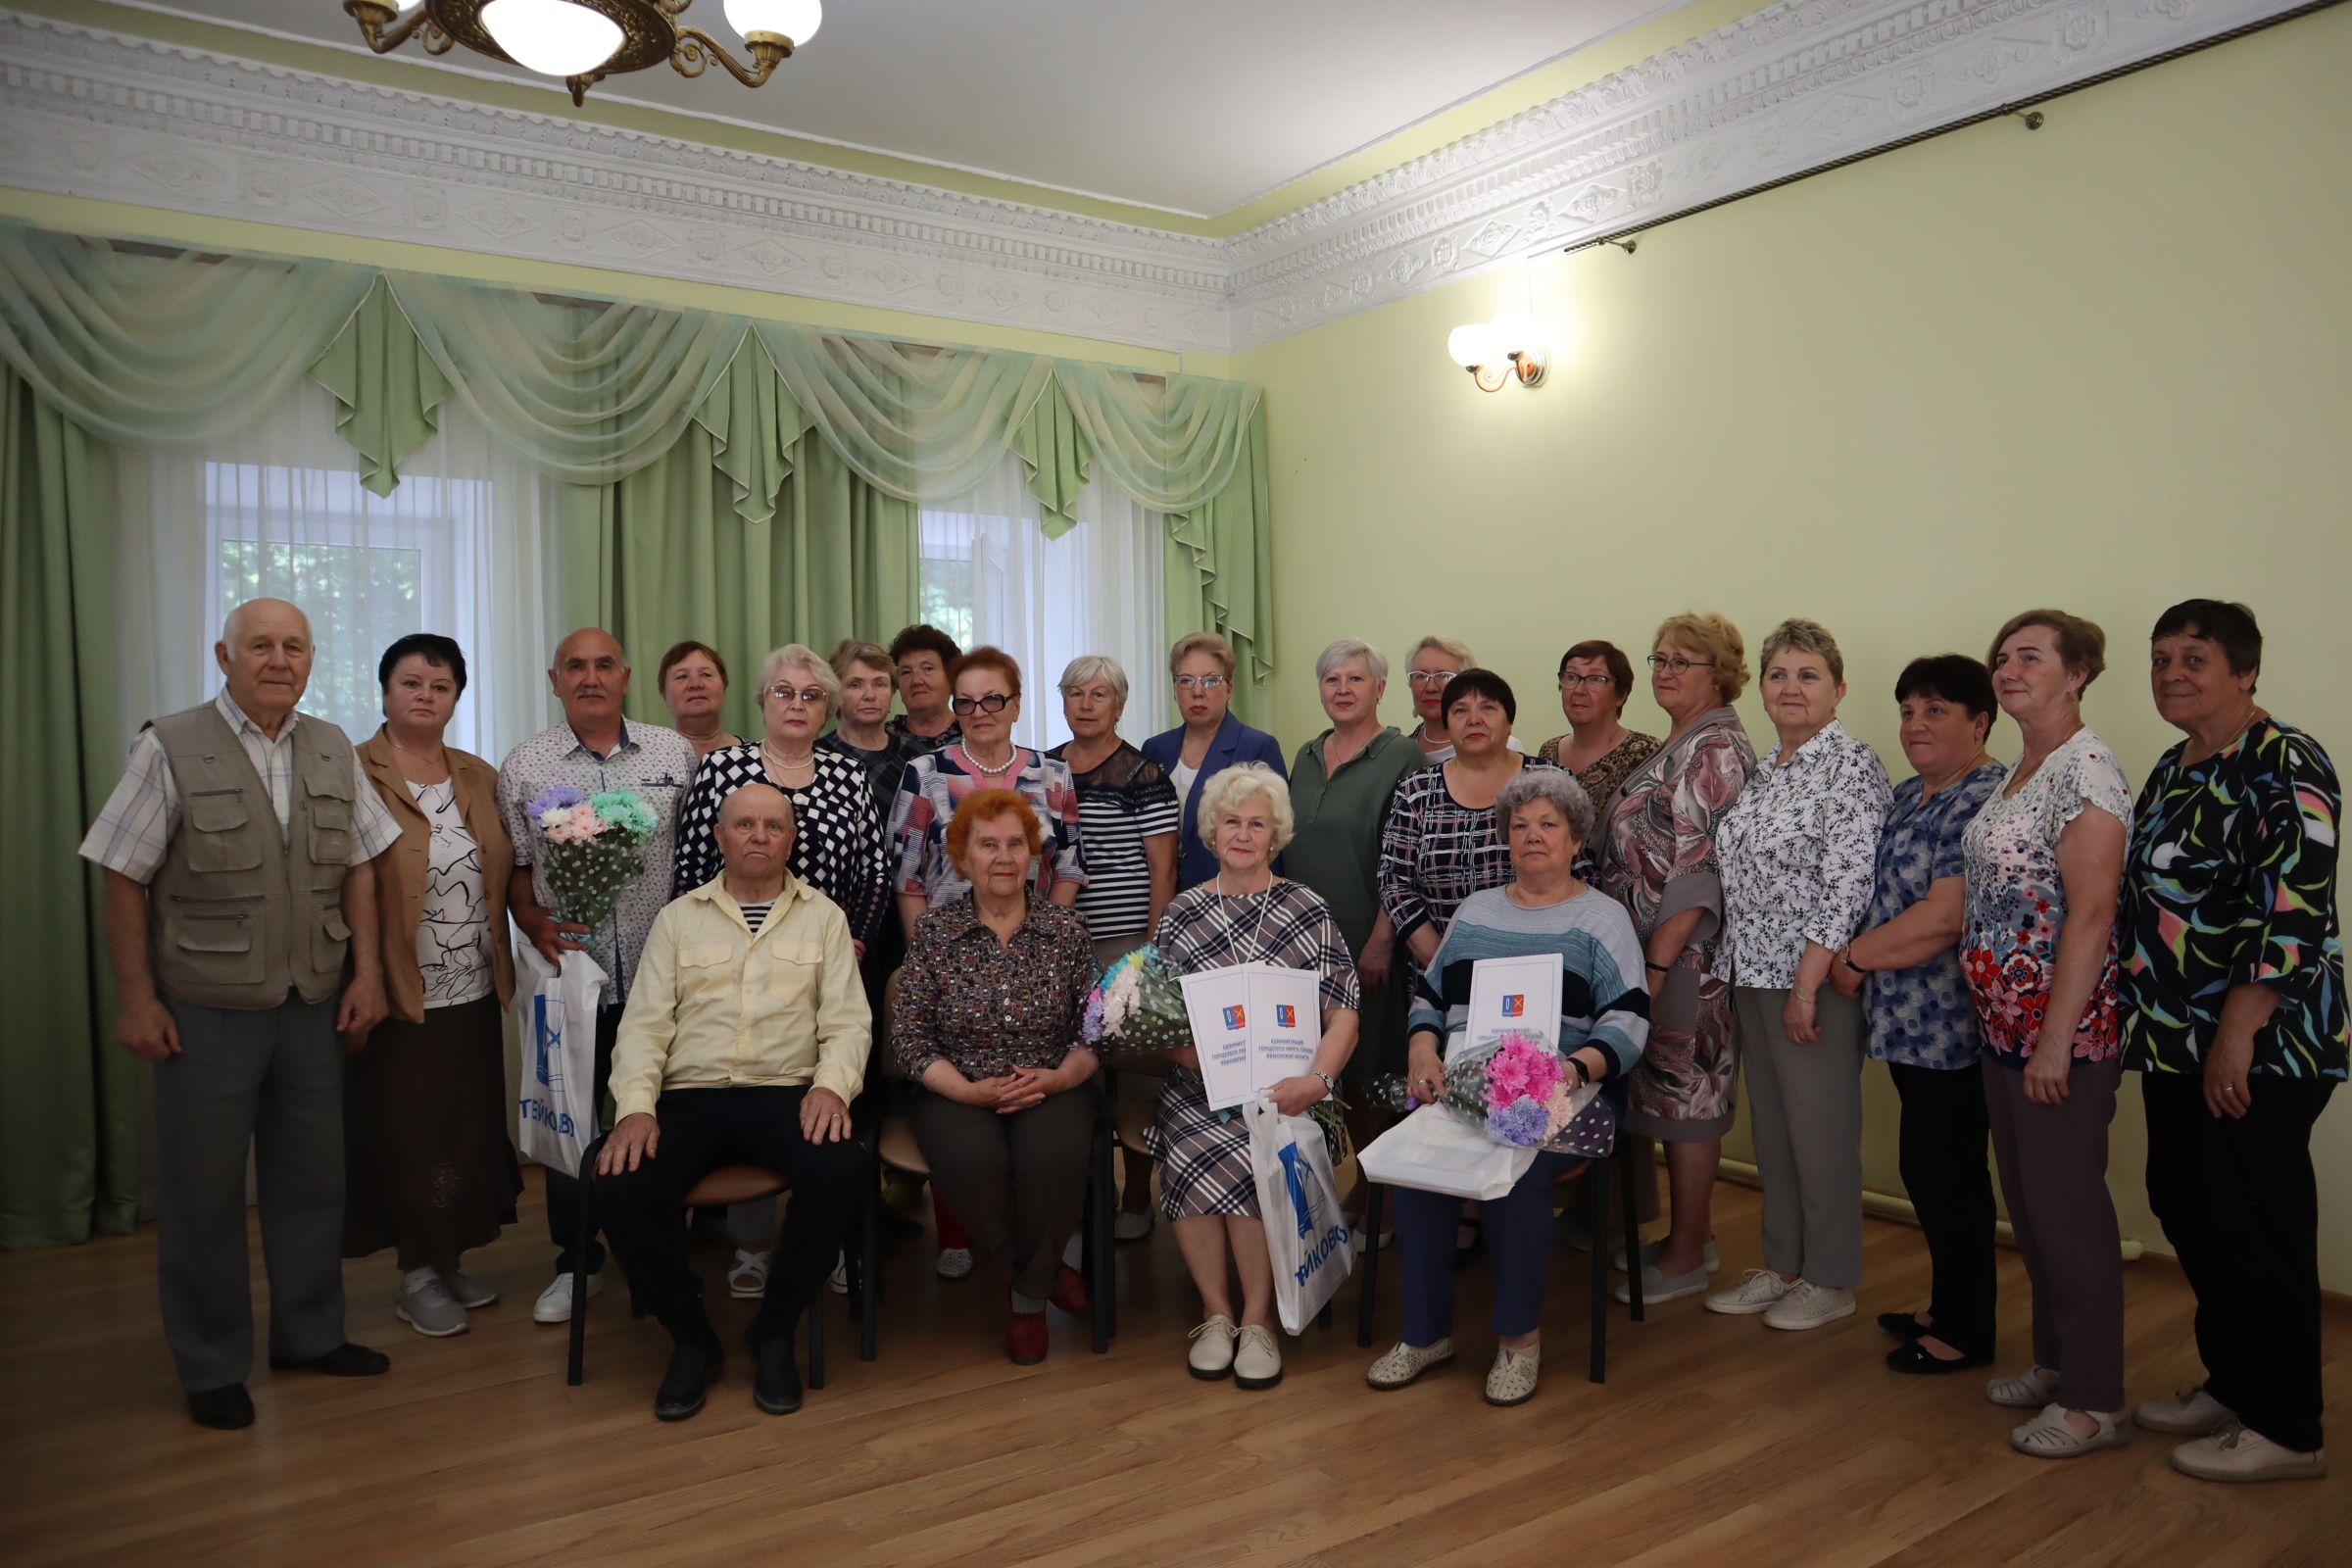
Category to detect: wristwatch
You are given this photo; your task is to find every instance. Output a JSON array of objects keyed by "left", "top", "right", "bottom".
[
  {"left": 1837, "top": 945, "right": 1867, "bottom": 975},
  {"left": 1311, "top": 1070, "right": 1342, "bottom": 1104}
]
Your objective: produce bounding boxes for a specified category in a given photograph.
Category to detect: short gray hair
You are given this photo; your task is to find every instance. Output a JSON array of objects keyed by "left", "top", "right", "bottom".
[
  {"left": 758, "top": 643, "right": 842, "bottom": 720},
  {"left": 1196, "top": 762, "right": 1296, "bottom": 856},
  {"left": 1058, "top": 655, "right": 1130, "bottom": 705},
  {"left": 1315, "top": 637, "right": 1389, "bottom": 684},
  {"left": 1495, "top": 767, "right": 1595, "bottom": 843}
]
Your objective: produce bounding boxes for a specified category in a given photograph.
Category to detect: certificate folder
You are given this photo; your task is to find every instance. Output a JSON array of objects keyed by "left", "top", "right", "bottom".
[{"left": 1179, "top": 962, "right": 1322, "bottom": 1111}]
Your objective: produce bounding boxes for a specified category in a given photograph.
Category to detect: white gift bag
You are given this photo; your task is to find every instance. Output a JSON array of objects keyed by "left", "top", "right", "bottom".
[
  {"left": 514, "top": 943, "right": 609, "bottom": 1178},
  {"left": 1357, "top": 1102, "right": 1540, "bottom": 1201},
  {"left": 1245, "top": 1100, "right": 1353, "bottom": 1336}
]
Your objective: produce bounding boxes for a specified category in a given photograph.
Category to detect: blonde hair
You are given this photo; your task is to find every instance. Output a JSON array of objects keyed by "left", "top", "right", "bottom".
[
  {"left": 1760, "top": 617, "right": 1845, "bottom": 686},
  {"left": 1168, "top": 631, "right": 1237, "bottom": 681},
  {"left": 1653, "top": 612, "right": 1749, "bottom": 705},
  {"left": 758, "top": 643, "right": 843, "bottom": 719},
  {"left": 1197, "top": 762, "right": 1297, "bottom": 856},
  {"left": 829, "top": 639, "right": 894, "bottom": 682},
  {"left": 1410, "top": 634, "right": 1476, "bottom": 670},
  {"left": 1989, "top": 609, "right": 2108, "bottom": 692}
]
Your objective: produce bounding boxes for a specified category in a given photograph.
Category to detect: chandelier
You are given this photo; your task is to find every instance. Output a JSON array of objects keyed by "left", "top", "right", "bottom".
[{"left": 344, "top": 0, "right": 822, "bottom": 106}]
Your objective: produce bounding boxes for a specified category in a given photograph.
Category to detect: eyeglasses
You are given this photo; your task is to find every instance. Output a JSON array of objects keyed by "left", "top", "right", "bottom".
[
  {"left": 1405, "top": 669, "right": 1457, "bottom": 687},
  {"left": 1174, "top": 674, "right": 1228, "bottom": 693},
  {"left": 1559, "top": 673, "right": 1616, "bottom": 690},
  {"left": 1645, "top": 655, "right": 1709, "bottom": 675},
  {"left": 765, "top": 685, "right": 829, "bottom": 707},
  {"left": 950, "top": 693, "right": 1011, "bottom": 715}
]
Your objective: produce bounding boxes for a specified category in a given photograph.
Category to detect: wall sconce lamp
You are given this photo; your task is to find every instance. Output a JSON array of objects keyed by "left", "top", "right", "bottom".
[{"left": 1446, "top": 309, "right": 1547, "bottom": 392}]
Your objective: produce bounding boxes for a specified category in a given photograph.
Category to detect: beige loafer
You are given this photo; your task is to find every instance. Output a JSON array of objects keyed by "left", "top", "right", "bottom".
[
  {"left": 1484, "top": 1345, "right": 1541, "bottom": 1407},
  {"left": 1187, "top": 1314, "right": 1237, "bottom": 1380},
  {"left": 1366, "top": 1338, "right": 1453, "bottom": 1391},
  {"left": 1233, "top": 1324, "right": 1283, "bottom": 1390}
]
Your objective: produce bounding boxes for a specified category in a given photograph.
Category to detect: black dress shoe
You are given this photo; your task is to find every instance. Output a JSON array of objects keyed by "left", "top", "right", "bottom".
[
  {"left": 188, "top": 1384, "right": 254, "bottom": 1430},
  {"left": 269, "top": 1343, "right": 391, "bottom": 1377},
  {"left": 1886, "top": 1340, "right": 1992, "bottom": 1375},
  {"left": 1876, "top": 1310, "right": 1930, "bottom": 1341},
  {"left": 655, "top": 1337, "right": 723, "bottom": 1422},
  {"left": 745, "top": 1323, "right": 803, "bottom": 1415}
]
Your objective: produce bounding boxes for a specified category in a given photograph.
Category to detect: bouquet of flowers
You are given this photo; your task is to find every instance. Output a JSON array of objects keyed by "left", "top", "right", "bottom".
[
  {"left": 1082, "top": 944, "right": 1194, "bottom": 1064},
  {"left": 1373, "top": 1030, "right": 1595, "bottom": 1150},
  {"left": 526, "top": 786, "right": 659, "bottom": 930}
]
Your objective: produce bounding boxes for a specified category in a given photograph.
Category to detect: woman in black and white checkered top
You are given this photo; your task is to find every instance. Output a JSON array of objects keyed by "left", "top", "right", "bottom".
[{"left": 1147, "top": 762, "right": 1358, "bottom": 1393}]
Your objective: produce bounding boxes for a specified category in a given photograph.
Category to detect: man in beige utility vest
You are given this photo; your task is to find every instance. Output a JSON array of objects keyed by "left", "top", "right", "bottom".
[{"left": 82, "top": 598, "right": 403, "bottom": 1430}]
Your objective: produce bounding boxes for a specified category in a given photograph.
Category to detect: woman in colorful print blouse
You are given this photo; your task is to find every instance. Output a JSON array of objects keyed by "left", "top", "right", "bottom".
[
  {"left": 2120, "top": 599, "right": 2343, "bottom": 1485},
  {"left": 1961, "top": 609, "right": 2132, "bottom": 1461}
]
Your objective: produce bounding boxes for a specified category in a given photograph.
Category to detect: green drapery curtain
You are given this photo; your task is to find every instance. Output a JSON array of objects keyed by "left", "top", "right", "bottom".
[
  {"left": 0, "top": 219, "right": 1272, "bottom": 1246},
  {"left": 0, "top": 366, "right": 139, "bottom": 1248}
]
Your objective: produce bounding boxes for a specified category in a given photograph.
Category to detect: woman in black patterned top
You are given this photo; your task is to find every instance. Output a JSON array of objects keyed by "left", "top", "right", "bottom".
[
  {"left": 1149, "top": 762, "right": 1359, "bottom": 1391},
  {"left": 672, "top": 645, "right": 888, "bottom": 948},
  {"left": 818, "top": 640, "right": 926, "bottom": 817}
]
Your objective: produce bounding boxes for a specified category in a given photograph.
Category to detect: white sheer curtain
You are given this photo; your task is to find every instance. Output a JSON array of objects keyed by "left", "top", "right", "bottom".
[
  {"left": 112, "top": 379, "right": 563, "bottom": 764},
  {"left": 917, "top": 454, "right": 1167, "bottom": 751}
]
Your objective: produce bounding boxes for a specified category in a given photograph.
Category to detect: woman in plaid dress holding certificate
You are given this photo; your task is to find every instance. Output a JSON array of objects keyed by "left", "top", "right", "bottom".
[{"left": 1149, "top": 763, "right": 1359, "bottom": 1392}]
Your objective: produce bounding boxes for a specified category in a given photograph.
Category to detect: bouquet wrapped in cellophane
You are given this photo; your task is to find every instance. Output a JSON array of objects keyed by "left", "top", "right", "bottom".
[
  {"left": 526, "top": 786, "right": 657, "bottom": 931},
  {"left": 1373, "top": 1030, "right": 1601, "bottom": 1152},
  {"left": 1082, "top": 944, "right": 1193, "bottom": 1068}
]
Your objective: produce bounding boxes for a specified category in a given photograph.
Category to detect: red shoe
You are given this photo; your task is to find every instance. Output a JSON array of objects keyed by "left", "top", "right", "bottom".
[
  {"left": 1007, "top": 1308, "right": 1049, "bottom": 1365},
  {"left": 1050, "top": 1263, "right": 1091, "bottom": 1316}
]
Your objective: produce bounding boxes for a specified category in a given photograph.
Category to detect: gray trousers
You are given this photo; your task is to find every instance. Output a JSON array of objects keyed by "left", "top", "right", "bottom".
[
  {"left": 908, "top": 1082, "right": 1100, "bottom": 1300},
  {"left": 156, "top": 993, "right": 350, "bottom": 1392},
  {"left": 1735, "top": 985, "right": 1866, "bottom": 1290},
  {"left": 1985, "top": 1055, "right": 2126, "bottom": 1412}
]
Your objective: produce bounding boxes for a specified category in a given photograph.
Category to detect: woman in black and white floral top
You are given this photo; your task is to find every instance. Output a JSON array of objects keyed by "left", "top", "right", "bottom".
[{"left": 1708, "top": 618, "right": 1891, "bottom": 1332}]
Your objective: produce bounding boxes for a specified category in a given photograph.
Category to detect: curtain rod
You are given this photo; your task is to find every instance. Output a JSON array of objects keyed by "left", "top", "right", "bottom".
[{"left": 1563, "top": 0, "right": 2344, "bottom": 258}]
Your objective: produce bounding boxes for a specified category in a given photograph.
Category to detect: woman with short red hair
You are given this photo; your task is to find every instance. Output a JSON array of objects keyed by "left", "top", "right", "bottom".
[{"left": 894, "top": 790, "right": 1101, "bottom": 1364}]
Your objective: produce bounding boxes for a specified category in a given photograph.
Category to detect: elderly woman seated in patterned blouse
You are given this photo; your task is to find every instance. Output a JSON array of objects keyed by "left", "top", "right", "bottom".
[
  {"left": 894, "top": 790, "right": 1102, "bottom": 1367},
  {"left": 1150, "top": 762, "right": 1359, "bottom": 1393}
]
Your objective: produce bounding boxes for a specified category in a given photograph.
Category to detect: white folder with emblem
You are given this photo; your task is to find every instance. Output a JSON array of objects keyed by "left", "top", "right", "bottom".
[
  {"left": 1457, "top": 953, "right": 1562, "bottom": 1059},
  {"left": 1179, "top": 962, "right": 1323, "bottom": 1111}
]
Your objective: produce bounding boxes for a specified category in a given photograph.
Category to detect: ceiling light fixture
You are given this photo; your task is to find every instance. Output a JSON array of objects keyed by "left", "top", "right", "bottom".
[
  {"left": 1446, "top": 310, "right": 1546, "bottom": 393},
  {"left": 344, "top": 0, "right": 821, "bottom": 107}
]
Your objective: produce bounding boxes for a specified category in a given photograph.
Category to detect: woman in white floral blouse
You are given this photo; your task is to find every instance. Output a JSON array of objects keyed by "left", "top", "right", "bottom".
[{"left": 1708, "top": 619, "right": 1892, "bottom": 1332}]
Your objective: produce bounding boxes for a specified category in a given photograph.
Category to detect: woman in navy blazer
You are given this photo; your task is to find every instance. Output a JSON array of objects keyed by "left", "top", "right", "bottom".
[{"left": 1141, "top": 631, "right": 1288, "bottom": 890}]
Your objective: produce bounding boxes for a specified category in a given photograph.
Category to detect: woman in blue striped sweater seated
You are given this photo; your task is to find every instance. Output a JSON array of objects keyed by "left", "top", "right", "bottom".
[{"left": 1365, "top": 768, "right": 1650, "bottom": 1407}]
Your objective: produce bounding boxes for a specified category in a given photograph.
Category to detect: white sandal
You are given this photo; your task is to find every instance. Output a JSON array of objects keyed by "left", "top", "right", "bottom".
[
  {"left": 1985, "top": 1365, "right": 2060, "bottom": 1408},
  {"left": 726, "top": 1249, "right": 770, "bottom": 1299},
  {"left": 2010, "top": 1402, "right": 2128, "bottom": 1459}
]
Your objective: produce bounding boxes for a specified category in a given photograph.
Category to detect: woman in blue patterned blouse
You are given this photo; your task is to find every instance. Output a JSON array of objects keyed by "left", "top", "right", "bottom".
[{"left": 1831, "top": 655, "right": 2006, "bottom": 1373}]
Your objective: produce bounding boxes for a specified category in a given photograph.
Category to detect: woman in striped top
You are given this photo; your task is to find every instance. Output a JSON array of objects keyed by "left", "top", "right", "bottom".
[
  {"left": 1047, "top": 657, "right": 1180, "bottom": 962},
  {"left": 1367, "top": 767, "right": 1649, "bottom": 1409}
]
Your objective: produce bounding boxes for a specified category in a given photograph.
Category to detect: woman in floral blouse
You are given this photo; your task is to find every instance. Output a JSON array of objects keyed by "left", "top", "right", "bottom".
[
  {"left": 2121, "top": 600, "right": 2343, "bottom": 1484},
  {"left": 1707, "top": 620, "right": 1891, "bottom": 1332},
  {"left": 1832, "top": 655, "right": 2007, "bottom": 1374},
  {"left": 894, "top": 791, "right": 1101, "bottom": 1367},
  {"left": 1595, "top": 613, "right": 1755, "bottom": 1309},
  {"left": 1962, "top": 609, "right": 2132, "bottom": 1461}
]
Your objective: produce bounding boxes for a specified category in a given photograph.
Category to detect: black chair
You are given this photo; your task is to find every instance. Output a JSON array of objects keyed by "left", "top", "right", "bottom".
[
  {"left": 1352, "top": 1128, "right": 1645, "bottom": 1383},
  {"left": 564, "top": 1137, "right": 863, "bottom": 1390}
]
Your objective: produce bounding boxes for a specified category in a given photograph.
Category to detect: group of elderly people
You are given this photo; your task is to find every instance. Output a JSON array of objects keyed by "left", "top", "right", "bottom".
[{"left": 85, "top": 595, "right": 2339, "bottom": 1484}]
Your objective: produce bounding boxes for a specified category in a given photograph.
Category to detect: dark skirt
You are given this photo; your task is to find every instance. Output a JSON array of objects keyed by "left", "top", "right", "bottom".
[{"left": 342, "top": 994, "right": 522, "bottom": 1268}]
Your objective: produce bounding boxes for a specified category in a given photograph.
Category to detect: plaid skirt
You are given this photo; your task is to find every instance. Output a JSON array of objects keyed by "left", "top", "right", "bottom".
[{"left": 1145, "top": 1064, "right": 1345, "bottom": 1220}]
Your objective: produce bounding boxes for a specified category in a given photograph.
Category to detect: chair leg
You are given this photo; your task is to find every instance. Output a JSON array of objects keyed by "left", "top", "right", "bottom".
[
  {"left": 566, "top": 1135, "right": 607, "bottom": 1388},
  {"left": 1620, "top": 1143, "right": 1645, "bottom": 1323},
  {"left": 1589, "top": 1152, "right": 1610, "bottom": 1384},
  {"left": 1355, "top": 1180, "right": 1384, "bottom": 1348},
  {"left": 858, "top": 1122, "right": 880, "bottom": 1362}
]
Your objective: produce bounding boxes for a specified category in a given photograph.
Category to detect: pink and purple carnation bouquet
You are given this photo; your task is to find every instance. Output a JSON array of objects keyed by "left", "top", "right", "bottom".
[{"left": 1374, "top": 1030, "right": 1590, "bottom": 1149}]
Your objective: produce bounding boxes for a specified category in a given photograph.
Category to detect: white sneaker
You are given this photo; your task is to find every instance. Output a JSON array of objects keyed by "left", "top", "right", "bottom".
[
  {"left": 1233, "top": 1323, "right": 1283, "bottom": 1390},
  {"left": 828, "top": 1252, "right": 850, "bottom": 1295},
  {"left": 395, "top": 1276, "right": 469, "bottom": 1337},
  {"left": 2134, "top": 1384, "right": 2234, "bottom": 1435},
  {"left": 532, "top": 1270, "right": 603, "bottom": 1324},
  {"left": 1762, "top": 1280, "right": 1855, "bottom": 1331},
  {"left": 2171, "top": 1421, "right": 2326, "bottom": 1483},
  {"left": 936, "top": 1247, "right": 974, "bottom": 1281},
  {"left": 1114, "top": 1209, "right": 1155, "bottom": 1241},
  {"left": 1613, "top": 1260, "right": 1708, "bottom": 1305},
  {"left": 1188, "top": 1314, "right": 1238, "bottom": 1379},
  {"left": 1704, "top": 1269, "right": 1795, "bottom": 1315},
  {"left": 728, "top": 1249, "right": 771, "bottom": 1299},
  {"left": 1614, "top": 1236, "right": 1720, "bottom": 1274}
]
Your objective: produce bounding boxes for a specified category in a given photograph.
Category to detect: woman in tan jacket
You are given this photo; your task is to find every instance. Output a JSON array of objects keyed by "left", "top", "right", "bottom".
[{"left": 345, "top": 634, "right": 521, "bottom": 1338}]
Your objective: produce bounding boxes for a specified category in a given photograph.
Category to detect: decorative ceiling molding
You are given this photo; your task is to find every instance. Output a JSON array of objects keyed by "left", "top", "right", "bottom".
[{"left": 0, "top": 0, "right": 2311, "bottom": 356}]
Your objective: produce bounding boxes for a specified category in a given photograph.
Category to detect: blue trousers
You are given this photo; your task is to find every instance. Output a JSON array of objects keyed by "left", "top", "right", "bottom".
[{"left": 1396, "top": 1150, "right": 1576, "bottom": 1347}]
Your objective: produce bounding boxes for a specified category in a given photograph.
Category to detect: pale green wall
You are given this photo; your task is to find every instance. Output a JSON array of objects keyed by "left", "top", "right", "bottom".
[{"left": 1237, "top": 8, "right": 2352, "bottom": 1286}]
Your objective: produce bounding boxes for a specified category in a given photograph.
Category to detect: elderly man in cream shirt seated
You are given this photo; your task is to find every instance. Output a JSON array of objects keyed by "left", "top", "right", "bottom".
[{"left": 595, "top": 782, "right": 869, "bottom": 1423}]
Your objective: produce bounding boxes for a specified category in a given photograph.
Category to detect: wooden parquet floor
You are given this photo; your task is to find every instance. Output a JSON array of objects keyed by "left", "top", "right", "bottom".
[{"left": 2, "top": 1173, "right": 2345, "bottom": 1568}]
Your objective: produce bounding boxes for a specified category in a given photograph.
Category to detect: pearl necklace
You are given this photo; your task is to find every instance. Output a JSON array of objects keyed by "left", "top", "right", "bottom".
[
  {"left": 957, "top": 742, "right": 1019, "bottom": 778},
  {"left": 760, "top": 741, "right": 817, "bottom": 788}
]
